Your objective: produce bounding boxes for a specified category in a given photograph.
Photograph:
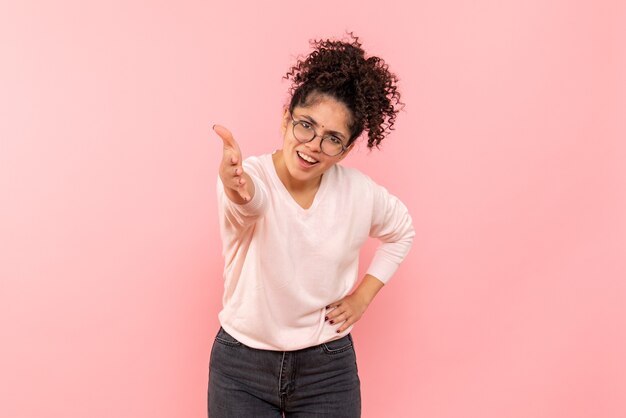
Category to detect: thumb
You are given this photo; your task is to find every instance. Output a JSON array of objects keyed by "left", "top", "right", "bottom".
[{"left": 213, "top": 124, "right": 239, "bottom": 150}]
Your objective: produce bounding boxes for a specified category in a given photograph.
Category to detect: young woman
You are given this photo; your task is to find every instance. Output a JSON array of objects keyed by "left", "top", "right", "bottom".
[{"left": 209, "top": 34, "right": 415, "bottom": 417}]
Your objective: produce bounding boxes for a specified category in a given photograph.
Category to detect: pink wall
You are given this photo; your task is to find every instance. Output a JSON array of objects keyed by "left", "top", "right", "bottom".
[{"left": 1, "top": 1, "right": 625, "bottom": 417}]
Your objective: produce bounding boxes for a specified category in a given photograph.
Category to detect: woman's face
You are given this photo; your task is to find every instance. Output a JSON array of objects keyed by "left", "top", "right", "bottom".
[{"left": 280, "top": 94, "right": 353, "bottom": 185}]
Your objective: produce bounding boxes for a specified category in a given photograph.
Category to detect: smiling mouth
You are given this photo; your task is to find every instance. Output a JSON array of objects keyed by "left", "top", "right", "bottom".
[{"left": 297, "top": 151, "right": 319, "bottom": 165}]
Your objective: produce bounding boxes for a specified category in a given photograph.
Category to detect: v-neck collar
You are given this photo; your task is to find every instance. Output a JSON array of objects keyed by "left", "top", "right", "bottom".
[{"left": 266, "top": 152, "right": 332, "bottom": 215}]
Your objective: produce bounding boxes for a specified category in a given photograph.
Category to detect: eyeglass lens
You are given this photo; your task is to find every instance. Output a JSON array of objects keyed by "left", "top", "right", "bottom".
[{"left": 293, "top": 123, "right": 344, "bottom": 156}]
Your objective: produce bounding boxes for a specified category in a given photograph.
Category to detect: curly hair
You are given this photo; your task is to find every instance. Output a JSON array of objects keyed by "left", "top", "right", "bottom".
[{"left": 284, "top": 33, "right": 403, "bottom": 149}]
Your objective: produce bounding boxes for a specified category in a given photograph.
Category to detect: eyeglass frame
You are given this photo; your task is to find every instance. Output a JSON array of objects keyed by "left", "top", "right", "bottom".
[{"left": 289, "top": 113, "right": 349, "bottom": 157}]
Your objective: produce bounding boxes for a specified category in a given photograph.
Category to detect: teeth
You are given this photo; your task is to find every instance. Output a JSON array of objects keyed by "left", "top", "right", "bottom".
[{"left": 297, "top": 151, "right": 318, "bottom": 164}]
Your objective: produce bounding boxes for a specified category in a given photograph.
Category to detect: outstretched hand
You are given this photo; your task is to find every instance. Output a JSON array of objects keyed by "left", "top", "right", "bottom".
[{"left": 213, "top": 124, "right": 253, "bottom": 203}]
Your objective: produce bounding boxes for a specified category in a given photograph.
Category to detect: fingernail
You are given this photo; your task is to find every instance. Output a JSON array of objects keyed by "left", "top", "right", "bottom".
[
  {"left": 325, "top": 305, "right": 330, "bottom": 309},
  {"left": 212, "top": 124, "right": 216, "bottom": 130},
  {"left": 325, "top": 316, "right": 328, "bottom": 321},
  {"left": 336, "top": 329, "right": 341, "bottom": 333},
  {"left": 329, "top": 320, "right": 334, "bottom": 324}
]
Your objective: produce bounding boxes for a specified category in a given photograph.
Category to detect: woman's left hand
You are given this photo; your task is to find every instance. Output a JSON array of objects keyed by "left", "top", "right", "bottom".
[
  {"left": 325, "top": 293, "right": 370, "bottom": 333},
  {"left": 325, "top": 275, "right": 385, "bottom": 333}
]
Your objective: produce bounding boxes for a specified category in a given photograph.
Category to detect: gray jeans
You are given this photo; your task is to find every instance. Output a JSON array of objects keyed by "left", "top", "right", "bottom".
[{"left": 208, "top": 327, "right": 361, "bottom": 417}]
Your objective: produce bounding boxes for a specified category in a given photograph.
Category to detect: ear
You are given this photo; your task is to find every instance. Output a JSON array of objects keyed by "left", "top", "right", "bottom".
[{"left": 280, "top": 108, "right": 290, "bottom": 136}]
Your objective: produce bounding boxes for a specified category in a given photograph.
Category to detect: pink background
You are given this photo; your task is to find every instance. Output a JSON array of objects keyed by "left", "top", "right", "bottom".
[{"left": 1, "top": 1, "right": 625, "bottom": 417}]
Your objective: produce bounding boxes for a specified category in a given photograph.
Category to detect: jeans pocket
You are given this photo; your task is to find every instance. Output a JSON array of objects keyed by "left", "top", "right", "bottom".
[
  {"left": 214, "top": 327, "right": 242, "bottom": 347},
  {"left": 321, "top": 334, "right": 354, "bottom": 355}
]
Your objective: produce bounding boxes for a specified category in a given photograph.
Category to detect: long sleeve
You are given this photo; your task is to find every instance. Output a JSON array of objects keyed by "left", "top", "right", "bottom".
[
  {"left": 366, "top": 181, "right": 415, "bottom": 283},
  {"left": 217, "top": 173, "right": 267, "bottom": 229},
  {"left": 217, "top": 157, "right": 269, "bottom": 267}
]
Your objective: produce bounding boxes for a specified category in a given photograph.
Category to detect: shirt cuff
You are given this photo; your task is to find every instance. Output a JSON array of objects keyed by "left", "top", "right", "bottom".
[{"left": 366, "top": 254, "right": 400, "bottom": 284}]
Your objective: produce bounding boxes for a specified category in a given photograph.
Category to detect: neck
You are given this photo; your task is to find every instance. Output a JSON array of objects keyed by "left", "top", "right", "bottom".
[{"left": 272, "top": 150, "right": 322, "bottom": 194}]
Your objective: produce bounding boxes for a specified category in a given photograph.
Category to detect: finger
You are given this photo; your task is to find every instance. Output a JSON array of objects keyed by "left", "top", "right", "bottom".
[
  {"left": 213, "top": 124, "right": 239, "bottom": 150},
  {"left": 328, "top": 312, "right": 349, "bottom": 324},
  {"left": 221, "top": 154, "right": 240, "bottom": 175},
  {"left": 231, "top": 177, "right": 245, "bottom": 190},
  {"left": 336, "top": 319, "right": 354, "bottom": 333},
  {"left": 326, "top": 302, "right": 341, "bottom": 311},
  {"left": 325, "top": 308, "right": 337, "bottom": 320},
  {"left": 237, "top": 186, "right": 250, "bottom": 202},
  {"left": 326, "top": 307, "right": 344, "bottom": 321}
]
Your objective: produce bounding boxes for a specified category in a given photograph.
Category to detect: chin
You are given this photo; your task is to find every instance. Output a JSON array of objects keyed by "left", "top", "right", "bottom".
[{"left": 289, "top": 166, "right": 316, "bottom": 181}]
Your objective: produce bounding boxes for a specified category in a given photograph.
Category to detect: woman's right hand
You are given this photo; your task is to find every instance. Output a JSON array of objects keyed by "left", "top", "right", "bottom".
[{"left": 213, "top": 125, "right": 254, "bottom": 203}]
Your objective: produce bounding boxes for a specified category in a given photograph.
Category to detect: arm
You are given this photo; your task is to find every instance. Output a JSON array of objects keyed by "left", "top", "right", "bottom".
[{"left": 326, "top": 181, "right": 415, "bottom": 333}]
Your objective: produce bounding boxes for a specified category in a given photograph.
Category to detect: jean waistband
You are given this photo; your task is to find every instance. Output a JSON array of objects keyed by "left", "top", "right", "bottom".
[{"left": 217, "top": 326, "right": 352, "bottom": 352}]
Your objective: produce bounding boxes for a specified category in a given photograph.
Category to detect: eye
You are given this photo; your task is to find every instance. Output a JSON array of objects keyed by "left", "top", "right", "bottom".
[
  {"left": 299, "top": 121, "right": 312, "bottom": 130},
  {"left": 328, "top": 136, "right": 343, "bottom": 145}
]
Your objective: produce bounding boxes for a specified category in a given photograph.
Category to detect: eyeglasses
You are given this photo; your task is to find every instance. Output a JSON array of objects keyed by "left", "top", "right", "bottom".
[{"left": 290, "top": 114, "right": 348, "bottom": 157}]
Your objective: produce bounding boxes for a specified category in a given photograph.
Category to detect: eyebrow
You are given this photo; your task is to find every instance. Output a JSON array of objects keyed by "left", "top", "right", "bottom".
[{"left": 296, "top": 114, "right": 347, "bottom": 140}]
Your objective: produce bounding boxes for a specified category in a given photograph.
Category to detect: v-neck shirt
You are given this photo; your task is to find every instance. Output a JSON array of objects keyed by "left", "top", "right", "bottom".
[
  {"left": 216, "top": 153, "right": 414, "bottom": 351},
  {"left": 268, "top": 151, "right": 330, "bottom": 214}
]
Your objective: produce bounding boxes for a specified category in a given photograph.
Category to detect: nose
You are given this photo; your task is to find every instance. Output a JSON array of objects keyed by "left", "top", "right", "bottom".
[{"left": 305, "top": 134, "right": 323, "bottom": 153}]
